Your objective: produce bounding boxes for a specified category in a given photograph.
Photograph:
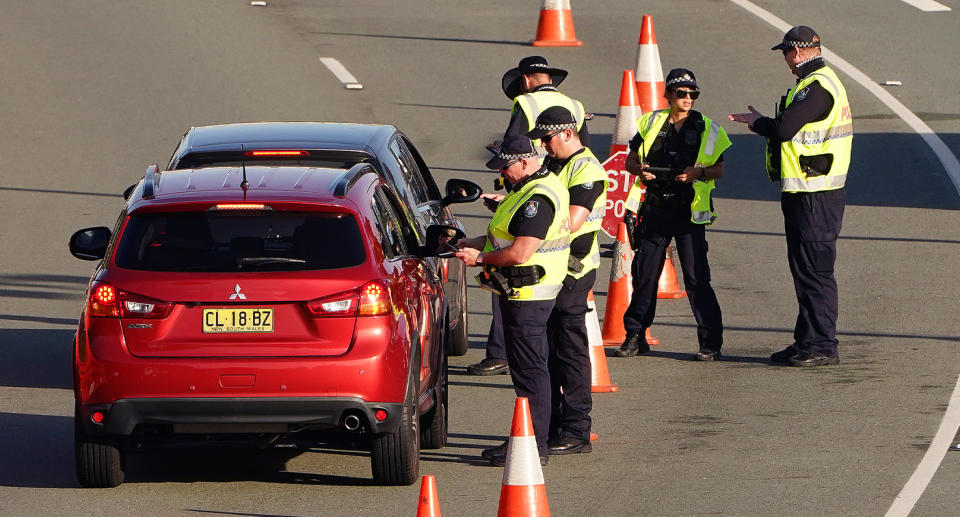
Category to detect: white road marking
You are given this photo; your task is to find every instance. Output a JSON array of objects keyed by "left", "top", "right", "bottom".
[
  {"left": 319, "top": 57, "right": 363, "bottom": 90},
  {"left": 729, "top": 2, "right": 960, "bottom": 515},
  {"left": 900, "top": 0, "right": 951, "bottom": 12},
  {"left": 728, "top": 0, "right": 960, "bottom": 197}
]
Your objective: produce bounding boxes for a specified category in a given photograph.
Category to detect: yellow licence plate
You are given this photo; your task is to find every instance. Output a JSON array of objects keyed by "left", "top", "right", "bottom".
[{"left": 202, "top": 308, "right": 274, "bottom": 333}]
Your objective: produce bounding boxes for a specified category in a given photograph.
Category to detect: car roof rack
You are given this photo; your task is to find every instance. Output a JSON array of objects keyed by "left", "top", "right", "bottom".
[
  {"left": 333, "top": 162, "right": 376, "bottom": 198},
  {"left": 141, "top": 164, "right": 160, "bottom": 199}
]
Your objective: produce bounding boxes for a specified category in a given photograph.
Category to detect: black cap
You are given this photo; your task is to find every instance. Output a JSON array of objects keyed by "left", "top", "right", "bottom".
[
  {"left": 485, "top": 135, "right": 538, "bottom": 170},
  {"left": 771, "top": 25, "right": 821, "bottom": 50},
  {"left": 501, "top": 56, "right": 568, "bottom": 99},
  {"left": 527, "top": 106, "right": 577, "bottom": 140},
  {"left": 665, "top": 68, "right": 698, "bottom": 90}
]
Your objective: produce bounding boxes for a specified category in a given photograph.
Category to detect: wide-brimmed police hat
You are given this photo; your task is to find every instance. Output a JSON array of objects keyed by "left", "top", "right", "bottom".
[
  {"left": 527, "top": 106, "right": 577, "bottom": 140},
  {"left": 771, "top": 25, "right": 821, "bottom": 51},
  {"left": 501, "top": 56, "right": 568, "bottom": 99},
  {"left": 485, "top": 135, "right": 538, "bottom": 170},
  {"left": 665, "top": 68, "right": 698, "bottom": 90}
]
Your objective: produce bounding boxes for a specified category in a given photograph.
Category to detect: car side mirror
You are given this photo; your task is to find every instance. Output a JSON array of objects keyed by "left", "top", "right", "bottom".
[
  {"left": 421, "top": 224, "right": 466, "bottom": 258},
  {"left": 69, "top": 227, "right": 112, "bottom": 261},
  {"left": 440, "top": 178, "right": 482, "bottom": 207},
  {"left": 122, "top": 183, "right": 137, "bottom": 200}
]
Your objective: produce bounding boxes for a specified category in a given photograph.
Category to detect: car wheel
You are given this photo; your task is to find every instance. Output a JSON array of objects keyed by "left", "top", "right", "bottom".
[
  {"left": 75, "top": 416, "right": 124, "bottom": 488},
  {"left": 420, "top": 346, "right": 448, "bottom": 449},
  {"left": 447, "top": 293, "right": 469, "bottom": 357},
  {"left": 370, "top": 371, "right": 420, "bottom": 485}
]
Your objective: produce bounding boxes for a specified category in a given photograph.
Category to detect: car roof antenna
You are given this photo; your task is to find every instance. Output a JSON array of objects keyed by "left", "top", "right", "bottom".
[{"left": 240, "top": 144, "right": 250, "bottom": 197}]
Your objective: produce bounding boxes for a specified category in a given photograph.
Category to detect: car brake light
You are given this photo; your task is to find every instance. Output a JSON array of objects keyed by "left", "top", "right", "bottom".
[
  {"left": 305, "top": 290, "right": 358, "bottom": 317},
  {"left": 243, "top": 150, "right": 310, "bottom": 157},
  {"left": 87, "top": 282, "right": 172, "bottom": 319},
  {"left": 359, "top": 281, "right": 392, "bottom": 316},
  {"left": 210, "top": 203, "right": 271, "bottom": 211}
]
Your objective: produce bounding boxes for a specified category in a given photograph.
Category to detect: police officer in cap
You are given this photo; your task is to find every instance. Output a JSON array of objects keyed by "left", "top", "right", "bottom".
[
  {"left": 466, "top": 56, "right": 590, "bottom": 377},
  {"left": 729, "top": 26, "right": 852, "bottom": 366},
  {"left": 455, "top": 135, "right": 570, "bottom": 465},
  {"left": 527, "top": 106, "right": 607, "bottom": 455},
  {"left": 617, "top": 68, "right": 730, "bottom": 361}
]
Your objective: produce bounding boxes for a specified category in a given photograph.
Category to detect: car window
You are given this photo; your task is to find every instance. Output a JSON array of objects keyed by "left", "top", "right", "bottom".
[
  {"left": 398, "top": 137, "right": 442, "bottom": 200},
  {"left": 372, "top": 189, "right": 409, "bottom": 259},
  {"left": 114, "top": 211, "right": 366, "bottom": 272},
  {"left": 389, "top": 138, "right": 431, "bottom": 205}
]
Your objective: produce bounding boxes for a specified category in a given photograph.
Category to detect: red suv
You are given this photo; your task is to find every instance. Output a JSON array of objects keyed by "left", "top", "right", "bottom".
[{"left": 69, "top": 134, "right": 477, "bottom": 487}]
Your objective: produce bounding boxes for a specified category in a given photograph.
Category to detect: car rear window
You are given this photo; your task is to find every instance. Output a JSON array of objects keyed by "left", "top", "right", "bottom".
[{"left": 114, "top": 211, "right": 366, "bottom": 272}]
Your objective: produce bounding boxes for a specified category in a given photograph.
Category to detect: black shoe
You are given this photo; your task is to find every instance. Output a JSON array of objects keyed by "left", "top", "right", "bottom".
[
  {"left": 547, "top": 437, "right": 592, "bottom": 455},
  {"left": 615, "top": 332, "right": 650, "bottom": 357},
  {"left": 694, "top": 348, "right": 720, "bottom": 361},
  {"left": 480, "top": 440, "right": 508, "bottom": 460},
  {"left": 488, "top": 451, "right": 548, "bottom": 467},
  {"left": 467, "top": 357, "right": 509, "bottom": 376},
  {"left": 789, "top": 351, "right": 839, "bottom": 367},
  {"left": 769, "top": 344, "right": 798, "bottom": 365}
]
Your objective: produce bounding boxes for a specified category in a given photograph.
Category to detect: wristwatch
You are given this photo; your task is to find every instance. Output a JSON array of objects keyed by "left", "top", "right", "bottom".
[
  {"left": 476, "top": 252, "right": 484, "bottom": 264},
  {"left": 697, "top": 168, "right": 706, "bottom": 180}
]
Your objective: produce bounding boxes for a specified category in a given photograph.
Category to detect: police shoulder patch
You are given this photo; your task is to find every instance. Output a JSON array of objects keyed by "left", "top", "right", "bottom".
[
  {"left": 524, "top": 200, "right": 539, "bottom": 218},
  {"left": 795, "top": 87, "right": 809, "bottom": 102},
  {"left": 580, "top": 181, "right": 594, "bottom": 190}
]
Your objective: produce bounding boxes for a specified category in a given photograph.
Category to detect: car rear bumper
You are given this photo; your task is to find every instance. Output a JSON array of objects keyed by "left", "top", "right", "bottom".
[{"left": 77, "top": 397, "right": 404, "bottom": 436}]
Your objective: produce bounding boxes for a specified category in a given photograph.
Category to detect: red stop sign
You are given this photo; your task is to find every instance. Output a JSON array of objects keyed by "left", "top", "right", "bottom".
[{"left": 601, "top": 151, "right": 640, "bottom": 238}]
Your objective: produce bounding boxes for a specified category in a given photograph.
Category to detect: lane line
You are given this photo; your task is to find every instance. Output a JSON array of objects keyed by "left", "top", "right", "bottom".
[
  {"left": 727, "top": 2, "right": 960, "bottom": 515},
  {"left": 900, "top": 0, "right": 952, "bottom": 12},
  {"left": 727, "top": 0, "right": 960, "bottom": 199},
  {"left": 319, "top": 57, "right": 363, "bottom": 90}
]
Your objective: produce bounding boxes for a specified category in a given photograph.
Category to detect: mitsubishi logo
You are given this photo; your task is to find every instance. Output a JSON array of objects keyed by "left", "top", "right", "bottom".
[{"left": 229, "top": 284, "right": 247, "bottom": 300}]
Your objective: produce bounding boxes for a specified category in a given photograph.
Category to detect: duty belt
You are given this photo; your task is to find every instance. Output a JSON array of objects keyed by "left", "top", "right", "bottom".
[{"left": 476, "top": 265, "right": 546, "bottom": 296}]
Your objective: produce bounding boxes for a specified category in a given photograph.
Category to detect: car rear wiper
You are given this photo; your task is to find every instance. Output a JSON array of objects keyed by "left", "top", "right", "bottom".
[{"left": 237, "top": 257, "right": 307, "bottom": 268}]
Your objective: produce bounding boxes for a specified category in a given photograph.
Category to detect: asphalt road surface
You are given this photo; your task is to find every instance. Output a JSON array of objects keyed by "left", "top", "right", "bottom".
[{"left": 1, "top": 1, "right": 958, "bottom": 516}]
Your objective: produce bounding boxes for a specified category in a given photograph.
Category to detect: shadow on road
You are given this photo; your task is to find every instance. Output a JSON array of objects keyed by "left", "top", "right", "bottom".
[{"left": 0, "top": 328, "right": 74, "bottom": 390}]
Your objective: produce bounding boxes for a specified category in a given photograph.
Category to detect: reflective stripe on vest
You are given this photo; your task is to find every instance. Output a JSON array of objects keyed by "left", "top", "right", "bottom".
[
  {"left": 778, "top": 65, "right": 853, "bottom": 193},
  {"left": 556, "top": 147, "right": 607, "bottom": 278}
]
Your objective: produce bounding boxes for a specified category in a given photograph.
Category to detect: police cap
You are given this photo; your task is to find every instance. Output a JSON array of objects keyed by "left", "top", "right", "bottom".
[
  {"left": 527, "top": 106, "right": 577, "bottom": 140},
  {"left": 501, "top": 56, "right": 568, "bottom": 99},
  {"left": 665, "top": 68, "right": 698, "bottom": 90},
  {"left": 486, "top": 135, "right": 538, "bottom": 170},
  {"left": 771, "top": 25, "right": 821, "bottom": 51}
]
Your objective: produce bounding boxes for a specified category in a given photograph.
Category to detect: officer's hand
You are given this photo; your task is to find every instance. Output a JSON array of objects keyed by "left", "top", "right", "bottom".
[
  {"left": 454, "top": 247, "right": 481, "bottom": 267},
  {"left": 675, "top": 166, "right": 701, "bottom": 184},
  {"left": 624, "top": 152, "right": 644, "bottom": 175},
  {"left": 623, "top": 211, "right": 638, "bottom": 250},
  {"left": 728, "top": 106, "right": 764, "bottom": 131},
  {"left": 480, "top": 193, "right": 504, "bottom": 212}
]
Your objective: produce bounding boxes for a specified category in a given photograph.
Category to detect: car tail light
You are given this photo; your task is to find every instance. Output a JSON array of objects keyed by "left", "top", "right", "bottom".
[
  {"left": 87, "top": 282, "right": 172, "bottom": 319},
  {"left": 210, "top": 203, "right": 272, "bottom": 211},
  {"left": 358, "top": 281, "right": 392, "bottom": 316},
  {"left": 305, "top": 290, "right": 358, "bottom": 317},
  {"left": 243, "top": 150, "right": 310, "bottom": 157}
]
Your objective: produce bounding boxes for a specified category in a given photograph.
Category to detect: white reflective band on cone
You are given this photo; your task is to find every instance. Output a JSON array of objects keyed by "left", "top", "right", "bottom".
[
  {"left": 612, "top": 105, "right": 642, "bottom": 147},
  {"left": 635, "top": 44, "right": 664, "bottom": 82},
  {"left": 502, "top": 436, "right": 545, "bottom": 485},
  {"left": 542, "top": 0, "right": 570, "bottom": 10}
]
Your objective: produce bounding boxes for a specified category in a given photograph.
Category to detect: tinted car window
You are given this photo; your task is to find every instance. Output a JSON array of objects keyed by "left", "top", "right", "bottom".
[
  {"left": 371, "top": 190, "right": 409, "bottom": 259},
  {"left": 115, "top": 211, "right": 365, "bottom": 272},
  {"left": 389, "top": 138, "right": 431, "bottom": 205}
]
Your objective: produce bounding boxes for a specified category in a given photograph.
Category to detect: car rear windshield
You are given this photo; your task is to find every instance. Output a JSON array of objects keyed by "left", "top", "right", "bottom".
[{"left": 114, "top": 211, "right": 366, "bottom": 272}]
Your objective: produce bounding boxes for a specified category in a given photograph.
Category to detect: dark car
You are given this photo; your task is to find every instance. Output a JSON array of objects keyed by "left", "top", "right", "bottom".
[
  {"left": 71, "top": 130, "right": 478, "bottom": 488},
  {"left": 163, "top": 122, "right": 476, "bottom": 356}
]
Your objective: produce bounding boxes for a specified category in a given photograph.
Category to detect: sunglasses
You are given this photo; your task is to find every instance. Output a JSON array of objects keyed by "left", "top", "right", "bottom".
[
  {"left": 541, "top": 130, "right": 566, "bottom": 143},
  {"left": 673, "top": 89, "right": 700, "bottom": 100}
]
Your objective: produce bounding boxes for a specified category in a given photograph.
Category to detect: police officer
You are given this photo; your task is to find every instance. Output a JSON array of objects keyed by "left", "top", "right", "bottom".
[
  {"left": 455, "top": 135, "right": 570, "bottom": 465},
  {"left": 526, "top": 107, "right": 606, "bottom": 455},
  {"left": 467, "top": 56, "right": 589, "bottom": 376},
  {"left": 616, "top": 68, "right": 730, "bottom": 361},
  {"left": 729, "top": 26, "right": 852, "bottom": 367}
]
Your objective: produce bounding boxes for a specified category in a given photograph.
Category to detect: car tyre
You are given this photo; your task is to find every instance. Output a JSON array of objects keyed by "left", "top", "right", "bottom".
[
  {"left": 420, "top": 346, "right": 448, "bottom": 449},
  {"left": 447, "top": 285, "right": 469, "bottom": 356},
  {"left": 371, "top": 371, "right": 420, "bottom": 485},
  {"left": 75, "top": 417, "right": 124, "bottom": 488}
]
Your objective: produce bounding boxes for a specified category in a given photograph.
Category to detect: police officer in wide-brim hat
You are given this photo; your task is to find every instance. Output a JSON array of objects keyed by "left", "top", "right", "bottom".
[{"left": 501, "top": 55, "right": 568, "bottom": 100}]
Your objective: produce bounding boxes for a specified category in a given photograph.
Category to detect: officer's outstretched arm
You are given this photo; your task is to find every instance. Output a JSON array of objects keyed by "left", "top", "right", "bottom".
[{"left": 488, "top": 236, "right": 541, "bottom": 267}]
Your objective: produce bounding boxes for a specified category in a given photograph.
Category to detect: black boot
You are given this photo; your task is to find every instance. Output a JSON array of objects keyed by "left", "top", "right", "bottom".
[
  {"left": 769, "top": 344, "right": 798, "bottom": 365},
  {"left": 615, "top": 332, "right": 650, "bottom": 357}
]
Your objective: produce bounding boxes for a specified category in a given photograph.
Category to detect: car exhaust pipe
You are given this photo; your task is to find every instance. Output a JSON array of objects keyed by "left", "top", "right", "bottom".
[{"left": 343, "top": 414, "right": 361, "bottom": 431}]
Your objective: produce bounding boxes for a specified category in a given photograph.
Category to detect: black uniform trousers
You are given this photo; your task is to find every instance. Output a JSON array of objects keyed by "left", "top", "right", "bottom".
[
  {"left": 499, "top": 297, "right": 555, "bottom": 457},
  {"left": 623, "top": 222, "right": 723, "bottom": 350},
  {"left": 547, "top": 269, "right": 595, "bottom": 442},
  {"left": 781, "top": 188, "right": 845, "bottom": 357},
  {"left": 485, "top": 293, "right": 506, "bottom": 361}
]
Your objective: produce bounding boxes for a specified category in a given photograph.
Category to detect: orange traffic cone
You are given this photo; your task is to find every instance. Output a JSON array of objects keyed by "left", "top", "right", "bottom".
[
  {"left": 531, "top": 0, "right": 583, "bottom": 47},
  {"left": 416, "top": 475, "right": 441, "bottom": 517},
  {"left": 633, "top": 15, "right": 667, "bottom": 114},
  {"left": 587, "top": 290, "right": 618, "bottom": 393},
  {"left": 657, "top": 245, "right": 686, "bottom": 299},
  {"left": 600, "top": 222, "right": 659, "bottom": 346},
  {"left": 609, "top": 70, "right": 643, "bottom": 158},
  {"left": 497, "top": 397, "right": 550, "bottom": 517}
]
